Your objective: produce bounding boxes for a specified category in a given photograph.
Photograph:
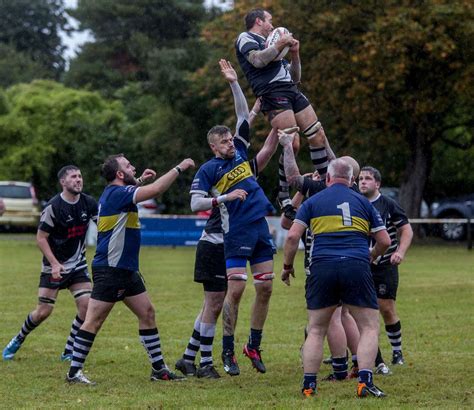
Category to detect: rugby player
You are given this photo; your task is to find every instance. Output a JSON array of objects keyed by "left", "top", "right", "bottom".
[
  {"left": 236, "top": 9, "right": 329, "bottom": 219},
  {"left": 66, "top": 155, "right": 194, "bottom": 384},
  {"left": 190, "top": 62, "right": 279, "bottom": 376},
  {"left": 3, "top": 166, "right": 97, "bottom": 362},
  {"left": 359, "top": 166, "right": 413, "bottom": 373},
  {"left": 175, "top": 60, "right": 279, "bottom": 378},
  {"left": 282, "top": 159, "right": 391, "bottom": 398}
]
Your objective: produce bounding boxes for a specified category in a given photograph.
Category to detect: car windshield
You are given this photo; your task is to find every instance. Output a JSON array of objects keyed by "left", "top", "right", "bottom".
[{"left": 0, "top": 185, "right": 31, "bottom": 199}]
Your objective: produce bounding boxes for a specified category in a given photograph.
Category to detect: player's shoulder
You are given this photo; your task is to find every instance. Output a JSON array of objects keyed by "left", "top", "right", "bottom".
[{"left": 236, "top": 31, "right": 260, "bottom": 49}]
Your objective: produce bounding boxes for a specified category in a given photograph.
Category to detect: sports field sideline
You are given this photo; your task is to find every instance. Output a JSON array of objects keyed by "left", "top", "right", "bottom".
[{"left": 1, "top": 236, "right": 473, "bottom": 408}]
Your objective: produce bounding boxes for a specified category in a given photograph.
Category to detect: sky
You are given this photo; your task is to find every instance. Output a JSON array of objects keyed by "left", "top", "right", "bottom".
[{"left": 61, "top": 0, "right": 93, "bottom": 62}]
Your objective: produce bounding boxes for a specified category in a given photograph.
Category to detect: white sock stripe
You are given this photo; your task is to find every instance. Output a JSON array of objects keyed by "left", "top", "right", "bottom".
[
  {"left": 150, "top": 354, "right": 163, "bottom": 363},
  {"left": 386, "top": 330, "right": 401, "bottom": 337},
  {"left": 148, "top": 347, "right": 162, "bottom": 355},
  {"left": 140, "top": 334, "right": 159, "bottom": 342},
  {"left": 199, "top": 323, "right": 216, "bottom": 338}
]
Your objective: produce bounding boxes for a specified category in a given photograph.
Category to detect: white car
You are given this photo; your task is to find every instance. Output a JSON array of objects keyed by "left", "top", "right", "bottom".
[{"left": 0, "top": 181, "right": 40, "bottom": 229}]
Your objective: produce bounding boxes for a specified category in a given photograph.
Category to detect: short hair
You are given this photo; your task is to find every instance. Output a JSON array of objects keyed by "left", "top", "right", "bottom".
[
  {"left": 57, "top": 165, "right": 80, "bottom": 181},
  {"left": 101, "top": 154, "right": 124, "bottom": 182},
  {"left": 207, "top": 125, "right": 232, "bottom": 145},
  {"left": 360, "top": 166, "right": 382, "bottom": 183},
  {"left": 328, "top": 158, "right": 353, "bottom": 182},
  {"left": 245, "top": 9, "right": 267, "bottom": 30},
  {"left": 340, "top": 156, "right": 360, "bottom": 178}
]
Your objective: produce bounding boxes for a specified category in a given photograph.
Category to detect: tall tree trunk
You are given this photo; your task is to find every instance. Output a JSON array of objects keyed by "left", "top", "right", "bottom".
[{"left": 399, "top": 130, "right": 431, "bottom": 219}]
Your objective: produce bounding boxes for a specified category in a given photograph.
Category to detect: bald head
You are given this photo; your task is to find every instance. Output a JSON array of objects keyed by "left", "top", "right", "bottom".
[
  {"left": 340, "top": 156, "right": 360, "bottom": 178},
  {"left": 327, "top": 158, "right": 353, "bottom": 186}
]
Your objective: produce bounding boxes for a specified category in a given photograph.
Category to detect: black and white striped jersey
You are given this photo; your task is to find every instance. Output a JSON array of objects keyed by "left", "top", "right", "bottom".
[
  {"left": 370, "top": 193, "right": 409, "bottom": 266},
  {"left": 39, "top": 193, "right": 98, "bottom": 274}
]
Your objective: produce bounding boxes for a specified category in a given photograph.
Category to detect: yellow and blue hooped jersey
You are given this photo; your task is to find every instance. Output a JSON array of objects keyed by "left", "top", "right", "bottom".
[
  {"left": 190, "top": 137, "right": 273, "bottom": 233},
  {"left": 92, "top": 185, "right": 141, "bottom": 271},
  {"left": 295, "top": 184, "right": 386, "bottom": 262}
]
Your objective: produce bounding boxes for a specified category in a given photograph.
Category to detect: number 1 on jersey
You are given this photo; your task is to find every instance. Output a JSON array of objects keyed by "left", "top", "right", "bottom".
[{"left": 337, "top": 202, "right": 352, "bottom": 226}]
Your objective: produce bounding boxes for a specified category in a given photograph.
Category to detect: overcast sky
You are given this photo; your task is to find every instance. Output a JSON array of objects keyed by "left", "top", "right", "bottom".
[{"left": 61, "top": 0, "right": 93, "bottom": 62}]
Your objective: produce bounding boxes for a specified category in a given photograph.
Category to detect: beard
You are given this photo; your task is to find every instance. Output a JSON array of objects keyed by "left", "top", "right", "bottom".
[
  {"left": 123, "top": 173, "right": 137, "bottom": 186},
  {"left": 66, "top": 185, "right": 82, "bottom": 195}
]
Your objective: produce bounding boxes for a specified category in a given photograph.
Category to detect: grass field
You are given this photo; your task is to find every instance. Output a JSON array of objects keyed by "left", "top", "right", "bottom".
[{"left": 1, "top": 235, "right": 473, "bottom": 408}]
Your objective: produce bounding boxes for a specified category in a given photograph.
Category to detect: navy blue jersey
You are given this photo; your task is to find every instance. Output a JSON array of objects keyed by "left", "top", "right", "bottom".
[
  {"left": 93, "top": 185, "right": 141, "bottom": 271},
  {"left": 235, "top": 31, "right": 293, "bottom": 97},
  {"left": 190, "top": 138, "right": 272, "bottom": 233},
  {"left": 370, "top": 194, "right": 409, "bottom": 266},
  {"left": 295, "top": 184, "right": 386, "bottom": 263},
  {"left": 39, "top": 193, "right": 98, "bottom": 274}
]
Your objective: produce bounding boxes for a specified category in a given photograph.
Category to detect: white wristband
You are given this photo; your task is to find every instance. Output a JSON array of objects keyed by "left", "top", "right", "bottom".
[{"left": 217, "top": 195, "right": 227, "bottom": 204}]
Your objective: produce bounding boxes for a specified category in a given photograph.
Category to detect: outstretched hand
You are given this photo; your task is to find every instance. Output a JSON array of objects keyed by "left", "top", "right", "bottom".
[
  {"left": 278, "top": 128, "right": 298, "bottom": 146},
  {"left": 219, "top": 59, "right": 238, "bottom": 83}
]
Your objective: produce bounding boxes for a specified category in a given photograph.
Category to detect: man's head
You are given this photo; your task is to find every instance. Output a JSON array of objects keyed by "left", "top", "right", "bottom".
[
  {"left": 326, "top": 158, "right": 353, "bottom": 187},
  {"left": 57, "top": 165, "right": 82, "bottom": 195},
  {"left": 207, "top": 125, "right": 235, "bottom": 159},
  {"left": 358, "top": 166, "right": 381, "bottom": 198},
  {"left": 245, "top": 9, "right": 273, "bottom": 37},
  {"left": 101, "top": 154, "right": 137, "bottom": 185},
  {"left": 340, "top": 156, "right": 360, "bottom": 179}
]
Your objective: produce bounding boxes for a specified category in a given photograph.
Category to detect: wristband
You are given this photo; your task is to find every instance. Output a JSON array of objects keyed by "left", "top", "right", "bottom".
[
  {"left": 283, "top": 263, "right": 293, "bottom": 270},
  {"left": 212, "top": 198, "right": 218, "bottom": 207},
  {"left": 250, "top": 110, "right": 258, "bottom": 116},
  {"left": 174, "top": 166, "right": 182, "bottom": 175},
  {"left": 136, "top": 176, "right": 144, "bottom": 185}
]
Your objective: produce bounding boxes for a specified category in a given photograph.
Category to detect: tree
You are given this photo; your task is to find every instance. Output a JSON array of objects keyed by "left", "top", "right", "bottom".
[
  {"left": 0, "top": 80, "right": 128, "bottom": 199},
  {"left": 0, "top": 0, "right": 69, "bottom": 78},
  {"left": 66, "top": 0, "right": 207, "bottom": 96},
  {"left": 198, "top": 0, "right": 473, "bottom": 216}
]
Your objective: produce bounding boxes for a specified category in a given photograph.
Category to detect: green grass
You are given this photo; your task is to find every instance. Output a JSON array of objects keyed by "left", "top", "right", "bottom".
[{"left": 1, "top": 235, "right": 473, "bottom": 408}]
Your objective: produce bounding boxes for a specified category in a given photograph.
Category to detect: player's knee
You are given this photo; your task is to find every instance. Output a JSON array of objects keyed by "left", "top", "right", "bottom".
[
  {"left": 303, "top": 121, "right": 323, "bottom": 145},
  {"left": 255, "top": 277, "right": 273, "bottom": 300},
  {"left": 34, "top": 303, "right": 54, "bottom": 322}
]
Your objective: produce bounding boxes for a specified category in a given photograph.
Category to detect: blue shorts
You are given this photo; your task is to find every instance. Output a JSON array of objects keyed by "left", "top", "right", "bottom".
[
  {"left": 305, "top": 259, "right": 378, "bottom": 310},
  {"left": 224, "top": 218, "right": 276, "bottom": 261}
]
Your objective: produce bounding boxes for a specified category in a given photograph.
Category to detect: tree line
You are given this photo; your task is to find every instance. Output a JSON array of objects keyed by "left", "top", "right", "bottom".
[{"left": 0, "top": 0, "right": 472, "bottom": 215}]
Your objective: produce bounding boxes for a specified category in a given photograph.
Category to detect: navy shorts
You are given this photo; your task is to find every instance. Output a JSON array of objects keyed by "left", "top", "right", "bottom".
[
  {"left": 371, "top": 264, "right": 399, "bottom": 300},
  {"left": 194, "top": 240, "right": 227, "bottom": 292},
  {"left": 39, "top": 268, "right": 91, "bottom": 290},
  {"left": 224, "top": 218, "right": 276, "bottom": 261},
  {"left": 91, "top": 267, "right": 146, "bottom": 303},
  {"left": 306, "top": 259, "right": 378, "bottom": 310},
  {"left": 261, "top": 85, "right": 310, "bottom": 114}
]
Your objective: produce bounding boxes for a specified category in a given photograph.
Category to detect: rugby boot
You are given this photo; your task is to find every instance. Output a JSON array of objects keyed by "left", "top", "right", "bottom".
[
  {"left": 243, "top": 344, "right": 266, "bottom": 373},
  {"left": 357, "top": 382, "right": 386, "bottom": 398},
  {"left": 392, "top": 351, "right": 405, "bottom": 365},
  {"left": 150, "top": 367, "right": 185, "bottom": 381},
  {"left": 197, "top": 364, "right": 221, "bottom": 379},
  {"left": 348, "top": 365, "right": 359, "bottom": 379},
  {"left": 60, "top": 352, "right": 73, "bottom": 362},
  {"left": 322, "top": 373, "right": 348, "bottom": 382},
  {"left": 175, "top": 358, "right": 197, "bottom": 376},
  {"left": 375, "top": 362, "right": 392, "bottom": 375},
  {"left": 301, "top": 387, "right": 316, "bottom": 398},
  {"left": 66, "top": 370, "right": 96, "bottom": 385},
  {"left": 2, "top": 336, "right": 22, "bottom": 360},
  {"left": 221, "top": 349, "right": 240, "bottom": 376}
]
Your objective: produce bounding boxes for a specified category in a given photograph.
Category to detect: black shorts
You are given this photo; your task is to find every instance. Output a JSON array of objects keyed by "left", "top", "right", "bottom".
[
  {"left": 261, "top": 85, "right": 311, "bottom": 115},
  {"left": 194, "top": 240, "right": 227, "bottom": 292},
  {"left": 91, "top": 266, "right": 147, "bottom": 303},
  {"left": 306, "top": 259, "right": 378, "bottom": 310},
  {"left": 39, "top": 268, "right": 91, "bottom": 290},
  {"left": 371, "top": 264, "right": 399, "bottom": 300}
]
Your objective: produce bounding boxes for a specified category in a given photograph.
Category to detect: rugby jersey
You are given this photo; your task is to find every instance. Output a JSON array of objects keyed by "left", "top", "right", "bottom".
[
  {"left": 92, "top": 185, "right": 141, "bottom": 271},
  {"left": 39, "top": 193, "right": 98, "bottom": 274},
  {"left": 295, "top": 183, "right": 386, "bottom": 263},
  {"left": 370, "top": 193, "right": 409, "bottom": 266},
  {"left": 190, "top": 138, "right": 272, "bottom": 234},
  {"left": 235, "top": 31, "right": 293, "bottom": 97}
]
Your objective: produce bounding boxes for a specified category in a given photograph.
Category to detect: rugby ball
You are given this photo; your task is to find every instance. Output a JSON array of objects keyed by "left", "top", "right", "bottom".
[{"left": 265, "top": 27, "right": 290, "bottom": 61}]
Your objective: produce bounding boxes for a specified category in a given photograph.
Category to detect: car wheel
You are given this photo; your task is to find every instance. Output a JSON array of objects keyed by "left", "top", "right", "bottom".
[{"left": 440, "top": 212, "right": 466, "bottom": 241}]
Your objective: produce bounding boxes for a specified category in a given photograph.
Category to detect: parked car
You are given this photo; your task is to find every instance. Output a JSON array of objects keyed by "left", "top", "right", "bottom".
[
  {"left": 379, "top": 187, "right": 429, "bottom": 218},
  {"left": 0, "top": 181, "right": 40, "bottom": 229},
  {"left": 430, "top": 193, "right": 474, "bottom": 241}
]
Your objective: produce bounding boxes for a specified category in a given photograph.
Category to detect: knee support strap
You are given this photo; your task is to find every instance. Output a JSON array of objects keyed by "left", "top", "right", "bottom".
[
  {"left": 38, "top": 296, "right": 56, "bottom": 305},
  {"left": 72, "top": 289, "right": 92, "bottom": 300},
  {"left": 303, "top": 121, "right": 322, "bottom": 140},
  {"left": 253, "top": 272, "right": 275, "bottom": 284}
]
